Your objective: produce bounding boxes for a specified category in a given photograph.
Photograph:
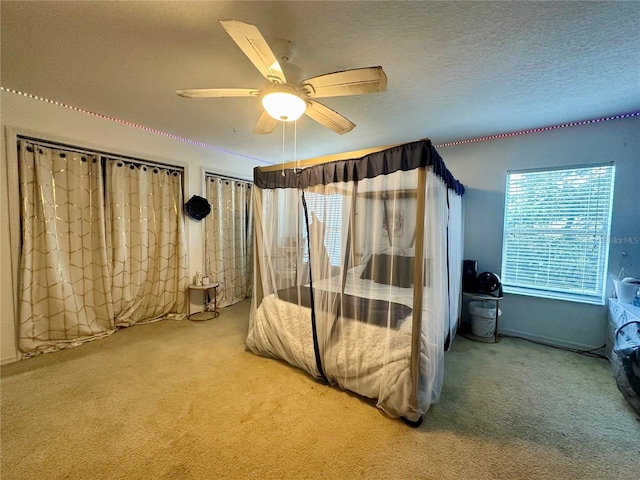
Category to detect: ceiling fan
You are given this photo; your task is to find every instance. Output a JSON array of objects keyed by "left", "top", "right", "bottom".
[{"left": 176, "top": 19, "right": 387, "bottom": 135}]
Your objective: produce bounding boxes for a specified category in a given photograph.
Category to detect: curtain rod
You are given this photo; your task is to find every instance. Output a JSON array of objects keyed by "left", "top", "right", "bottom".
[
  {"left": 205, "top": 171, "right": 253, "bottom": 184},
  {"left": 18, "top": 135, "right": 184, "bottom": 173}
]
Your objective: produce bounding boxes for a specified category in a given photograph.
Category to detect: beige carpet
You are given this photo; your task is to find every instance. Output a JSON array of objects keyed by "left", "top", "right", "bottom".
[{"left": 1, "top": 299, "right": 638, "bottom": 479}]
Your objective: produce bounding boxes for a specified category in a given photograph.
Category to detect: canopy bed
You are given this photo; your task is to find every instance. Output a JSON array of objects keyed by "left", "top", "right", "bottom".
[{"left": 247, "top": 139, "right": 464, "bottom": 424}]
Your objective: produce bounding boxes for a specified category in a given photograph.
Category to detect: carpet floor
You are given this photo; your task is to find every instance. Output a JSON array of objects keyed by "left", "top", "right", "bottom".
[{"left": 1, "top": 299, "right": 639, "bottom": 479}]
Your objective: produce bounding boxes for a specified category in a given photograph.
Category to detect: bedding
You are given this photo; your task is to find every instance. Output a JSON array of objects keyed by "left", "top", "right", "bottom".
[
  {"left": 360, "top": 253, "right": 414, "bottom": 288},
  {"left": 275, "top": 285, "right": 412, "bottom": 329},
  {"left": 246, "top": 265, "right": 439, "bottom": 420}
]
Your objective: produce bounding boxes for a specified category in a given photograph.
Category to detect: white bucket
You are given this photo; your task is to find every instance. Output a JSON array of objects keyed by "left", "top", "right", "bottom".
[
  {"left": 468, "top": 301, "right": 501, "bottom": 338},
  {"left": 470, "top": 316, "right": 496, "bottom": 337}
]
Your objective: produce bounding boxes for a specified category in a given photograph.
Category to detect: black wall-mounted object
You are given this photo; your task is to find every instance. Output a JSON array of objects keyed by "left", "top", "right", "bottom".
[{"left": 185, "top": 195, "right": 211, "bottom": 220}]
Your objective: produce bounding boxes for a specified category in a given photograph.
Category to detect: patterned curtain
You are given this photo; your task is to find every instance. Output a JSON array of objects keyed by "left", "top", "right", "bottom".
[
  {"left": 106, "top": 160, "right": 188, "bottom": 326},
  {"left": 205, "top": 176, "right": 254, "bottom": 308},
  {"left": 17, "top": 141, "right": 115, "bottom": 354},
  {"left": 17, "top": 139, "right": 188, "bottom": 355}
]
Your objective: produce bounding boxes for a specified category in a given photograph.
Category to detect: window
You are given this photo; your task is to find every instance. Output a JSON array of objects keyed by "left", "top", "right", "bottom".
[
  {"left": 501, "top": 163, "right": 615, "bottom": 304},
  {"left": 303, "top": 192, "right": 344, "bottom": 267}
]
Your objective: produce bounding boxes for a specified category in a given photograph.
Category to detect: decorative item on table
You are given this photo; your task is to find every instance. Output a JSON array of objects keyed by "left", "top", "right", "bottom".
[
  {"left": 476, "top": 272, "right": 503, "bottom": 297},
  {"left": 202, "top": 276, "right": 210, "bottom": 286},
  {"left": 195, "top": 271, "right": 203, "bottom": 286}
]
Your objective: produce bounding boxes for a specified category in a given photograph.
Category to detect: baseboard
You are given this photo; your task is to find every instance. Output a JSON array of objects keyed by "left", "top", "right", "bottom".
[
  {"left": 1, "top": 352, "right": 20, "bottom": 365},
  {"left": 498, "top": 327, "right": 604, "bottom": 353}
]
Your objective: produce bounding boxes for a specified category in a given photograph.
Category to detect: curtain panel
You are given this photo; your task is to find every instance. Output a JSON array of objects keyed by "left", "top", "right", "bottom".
[
  {"left": 205, "top": 176, "right": 254, "bottom": 308},
  {"left": 17, "top": 141, "right": 115, "bottom": 353},
  {"left": 107, "top": 160, "right": 188, "bottom": 326},
  {"left": 17, "top": 139, "right": 188, "bottom": 355}
]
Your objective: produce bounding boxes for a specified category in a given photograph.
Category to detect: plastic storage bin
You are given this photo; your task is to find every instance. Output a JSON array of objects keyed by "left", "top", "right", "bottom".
[
  {"left": 468, "top": 301, "right": 501, "bottom": 338},
  {"left": 613, "top": 277, "right": 640, "bottom": 304}
]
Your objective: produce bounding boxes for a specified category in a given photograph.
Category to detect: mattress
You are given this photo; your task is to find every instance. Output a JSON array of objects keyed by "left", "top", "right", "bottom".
[{"left": 247, "top": 265, "right": 440, "bottom": 420}]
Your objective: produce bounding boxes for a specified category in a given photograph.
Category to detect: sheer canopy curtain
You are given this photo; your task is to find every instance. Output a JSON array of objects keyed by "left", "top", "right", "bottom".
[
  {"left": 17, "top": 141, "right": 115, "bottom": 354},
  {"left": 248, "top": 140, "right": 465, "bottom": 421},
  {"left": 106, "top": 160, "right": 188, "bottom": 326},
  {"left": 205, "top": 175, "right": 254, "bottom": 308},
  {"left": 17, "top": 139, "right": 188, "bottom": 355}
]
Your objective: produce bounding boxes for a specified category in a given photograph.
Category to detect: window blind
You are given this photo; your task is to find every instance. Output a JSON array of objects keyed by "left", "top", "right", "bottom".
[
  {"left": 501, "top": 163, "right": 615, "bottom": 304},
  {"left": 303, "top": 192, "right": 344, "bottom": 266}
]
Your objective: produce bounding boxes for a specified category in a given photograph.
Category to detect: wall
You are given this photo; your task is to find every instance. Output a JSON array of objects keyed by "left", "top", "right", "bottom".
[
  {"left": 0, "top": 91, "right": 261, "bottom": 364},
  {"left": 441, "top": 116, "right": 640, "bottom": 350},
  {"left": 2, "top": 91, "right": 638, "bottom": 361}
]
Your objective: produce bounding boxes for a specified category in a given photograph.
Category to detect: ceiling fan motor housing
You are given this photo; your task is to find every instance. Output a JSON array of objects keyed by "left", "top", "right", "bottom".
[{"left": 272, "top": 39, "right": 297, "bottom": 63}]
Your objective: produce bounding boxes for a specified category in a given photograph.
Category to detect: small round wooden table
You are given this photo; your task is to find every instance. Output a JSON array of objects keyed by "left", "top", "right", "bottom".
[{"left": 187, "top": 283, "right": 220, "bottom": 321}]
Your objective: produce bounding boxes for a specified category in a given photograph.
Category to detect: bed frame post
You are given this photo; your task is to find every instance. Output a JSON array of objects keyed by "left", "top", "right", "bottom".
[
  {"left": 253, "top": 185, "right": 264, "bottom": 306},
  {"left": 341, "top": 182, "right": 358, "bottom": 293},
  {"left": 410, "top": 167, "right": 427, "bottom": 411}
]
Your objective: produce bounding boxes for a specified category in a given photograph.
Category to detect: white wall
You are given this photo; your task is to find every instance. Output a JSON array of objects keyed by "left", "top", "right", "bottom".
[
  {"left": 0, "top": 91, "right": 261, "bottom": 364},
  {"left": 3, "top": 90, "right": 638, "bottom": 361},
  {"left": 441, "top": 116, "right": 640, "bottom": 350}
]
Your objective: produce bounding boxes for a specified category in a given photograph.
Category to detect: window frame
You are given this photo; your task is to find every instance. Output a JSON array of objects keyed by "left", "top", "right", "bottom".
[{"left": 500, "top": 162, "right": 615, "bottom": 305}]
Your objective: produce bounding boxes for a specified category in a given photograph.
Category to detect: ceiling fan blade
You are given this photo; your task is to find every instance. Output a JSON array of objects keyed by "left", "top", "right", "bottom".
[
  {"left": 301, "top": 66, "right": 387, "bottom": 98},
  {"left": 253, "top": 110, "right": 280, "bottom": 135},
  {"left": 176, "top": 88, "right": 261, "bottom": 98},
  {"left": 219, "top": 19, "right": 286, "bottom": 84},
  {"left": 304, "top": 100, "right": 355, "bottom": 135}
]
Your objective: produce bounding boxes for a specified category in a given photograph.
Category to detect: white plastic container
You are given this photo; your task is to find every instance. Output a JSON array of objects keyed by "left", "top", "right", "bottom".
[
  {"left": 613, "top": 277, "right": 640, "bottom": 304},
  {"left": 468, "top": 301, "right": 501, "bottom": 337}
]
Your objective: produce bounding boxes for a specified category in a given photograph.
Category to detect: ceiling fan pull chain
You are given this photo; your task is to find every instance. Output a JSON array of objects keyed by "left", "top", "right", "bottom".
[
  {"left": 282, "top": 121, "right": 286, "bottom": 177},
  {"left": 294, "top": 119, "right": 298, "bottom": 173}
]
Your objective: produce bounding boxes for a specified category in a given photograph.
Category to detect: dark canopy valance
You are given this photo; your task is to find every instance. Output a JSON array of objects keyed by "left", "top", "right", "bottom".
[{"left": 254, "top": 140, "right": 465, "bottom": 195}]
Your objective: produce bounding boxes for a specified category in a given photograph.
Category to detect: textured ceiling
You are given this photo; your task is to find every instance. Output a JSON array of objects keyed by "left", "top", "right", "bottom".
[{"left": 2, "top": 1, "right": 639, "bottom": 164}]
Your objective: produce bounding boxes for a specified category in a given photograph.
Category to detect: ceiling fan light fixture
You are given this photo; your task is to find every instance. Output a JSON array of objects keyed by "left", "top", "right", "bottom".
[{"left": 262, "top": 91, "right": 307, "bottom": 122}]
